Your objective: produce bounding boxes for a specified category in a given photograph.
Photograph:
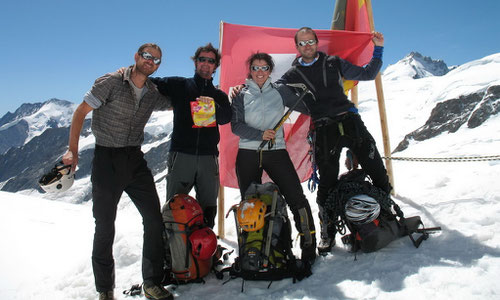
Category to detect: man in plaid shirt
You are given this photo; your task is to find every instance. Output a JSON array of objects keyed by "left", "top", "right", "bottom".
[{"left": 62, "top": 43, "right": 173, "bottom": 300}]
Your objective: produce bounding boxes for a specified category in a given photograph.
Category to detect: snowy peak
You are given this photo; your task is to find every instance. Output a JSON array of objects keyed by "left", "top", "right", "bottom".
[
  {"left": 0, "top": 98, "right": 75, "bottom": 128},
  {"left": 0, "top": 102, "right": 44, "bottom": 127},
  {"left": 0, "top": 98, "right": 76, "bottom": 154},
  {"left": 383, "top": 51, "right": 450, "bottom": 81}
]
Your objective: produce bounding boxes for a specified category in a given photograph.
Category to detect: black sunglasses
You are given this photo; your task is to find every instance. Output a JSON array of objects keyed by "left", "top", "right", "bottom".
[
  {"left": 139, "top": 52, "right": 161, "bottom": 65},
  {"left": 297, "top": 39, "right": 317, "bottom": 47},
  {"left": 197, "top": 56, "right": 216, "bottom": 64},
  {"left": 251, "top": 65, "right": 270, "bottom": 72}
]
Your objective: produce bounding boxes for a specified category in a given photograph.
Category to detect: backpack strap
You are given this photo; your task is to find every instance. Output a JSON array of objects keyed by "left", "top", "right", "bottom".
[
  {"left": 292, "top": 67, "right": 317, "bottom": 95},
  {"left": 399, "top": 216, "right": 441, "bottom": 248},
  {"left": 262, "top": 190, "right": 278, "bottom": 267},
  {"left": 123, "top": 283, "right": 142, "bottom": 297}
]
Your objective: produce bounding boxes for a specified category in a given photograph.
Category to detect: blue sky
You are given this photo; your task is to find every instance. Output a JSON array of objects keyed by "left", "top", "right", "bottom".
[{"left": 1, "top": 0, "right": 499, "bottom": 115}]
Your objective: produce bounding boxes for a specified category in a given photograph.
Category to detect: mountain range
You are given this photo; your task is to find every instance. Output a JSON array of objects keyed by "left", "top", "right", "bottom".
[{"left": 0, "top": 51, "right": 499, "bottom": 202}]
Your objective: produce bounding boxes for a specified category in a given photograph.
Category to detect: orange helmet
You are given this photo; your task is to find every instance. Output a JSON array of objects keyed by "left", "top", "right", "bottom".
[
  {"left": 237, "top": 198, "right": 267, "bottom": 231},
  {"left": 168, "top": 194, "right": 204, "bottom": 226}
]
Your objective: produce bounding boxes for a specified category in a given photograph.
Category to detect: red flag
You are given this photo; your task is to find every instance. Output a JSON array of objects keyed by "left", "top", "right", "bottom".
[{"left": 218, "top": 22, "right": 373, "bottom": 188}]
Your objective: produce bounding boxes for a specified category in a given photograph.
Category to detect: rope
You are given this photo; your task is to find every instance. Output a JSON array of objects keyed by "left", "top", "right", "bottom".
[{"left": 382, "top": 155, "right": 500, "bottom": 162}]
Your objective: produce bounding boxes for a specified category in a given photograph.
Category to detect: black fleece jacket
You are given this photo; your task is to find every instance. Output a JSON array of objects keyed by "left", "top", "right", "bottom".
[{"left": 151, "top": 73, "right": 231, "bottom": 155}]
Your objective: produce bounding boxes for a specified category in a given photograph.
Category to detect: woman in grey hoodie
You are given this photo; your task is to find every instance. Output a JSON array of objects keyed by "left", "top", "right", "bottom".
[{"left": 230, "top": 52, "right": 317, "bottom": 265}]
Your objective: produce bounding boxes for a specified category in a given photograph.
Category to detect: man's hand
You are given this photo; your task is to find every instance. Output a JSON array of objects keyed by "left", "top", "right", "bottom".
[
  {"left": 196, "top": 96, "right": 214, "bottom": 104},
  {"left": 262, "top": 129, "right": 276, "bottom": 141},
  {"left": 372, "top": 31, "right": 384, "bottom": 47},
  {"left": 229, "top": 85, "right": 244, "bottom": 99},
  {"left": 62, "top": 150, "right": 78, "bottom": 172},
  {"left": 116, "top": 67, "right": 127, "bottom": 74}
]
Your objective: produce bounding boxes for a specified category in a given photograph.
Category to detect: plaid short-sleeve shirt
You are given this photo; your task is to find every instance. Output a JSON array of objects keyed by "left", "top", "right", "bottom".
[{"left": 84, "top": 66, "right": 171, "bottom": 147}]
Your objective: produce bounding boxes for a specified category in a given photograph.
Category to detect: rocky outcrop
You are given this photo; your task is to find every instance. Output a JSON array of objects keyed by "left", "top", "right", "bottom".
[{"left": 394, "top": 85, "right": 500, "bottom": 153}]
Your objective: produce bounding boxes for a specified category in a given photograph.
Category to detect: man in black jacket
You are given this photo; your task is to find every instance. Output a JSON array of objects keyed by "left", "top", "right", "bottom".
[
  {"left": 278, "top": 27, "right": 390, "bottom": 255},
  {"left": 152, "top": 43, "right": 231, "bottom": 228}
]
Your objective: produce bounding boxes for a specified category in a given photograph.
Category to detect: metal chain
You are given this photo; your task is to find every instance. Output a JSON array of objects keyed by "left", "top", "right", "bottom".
[{"left": 382, "top": 155, "right": 500, "bottom": 162}]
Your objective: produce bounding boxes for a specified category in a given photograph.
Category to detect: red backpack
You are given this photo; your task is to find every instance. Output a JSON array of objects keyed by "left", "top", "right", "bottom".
[{"left": 162, "top": 194, "right": 217, "bottom": 283}]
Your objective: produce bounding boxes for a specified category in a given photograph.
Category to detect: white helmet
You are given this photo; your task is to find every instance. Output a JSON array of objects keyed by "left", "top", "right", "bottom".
[
  {"left": 344, "top": 194, "right": 380, "bottom": 225},
  {"left": 38, "top": 162, "right": 74, "bottom": 193}
]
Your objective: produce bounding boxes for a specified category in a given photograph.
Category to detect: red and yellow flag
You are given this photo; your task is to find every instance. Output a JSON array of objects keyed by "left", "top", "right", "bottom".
[
  {"left": 333, "top": 0, "right": 371, "bottom": 32},
  {"left": 332, "top": 0, "right": 373, "bottom": 92}
]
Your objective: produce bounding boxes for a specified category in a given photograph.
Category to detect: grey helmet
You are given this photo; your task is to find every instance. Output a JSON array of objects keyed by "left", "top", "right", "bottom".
[
  {"left": 39, "top": 162, "right": 74, "bottom": 193},
  {"left": 344, "top": 194, "right": 381, "bottom": 225}
]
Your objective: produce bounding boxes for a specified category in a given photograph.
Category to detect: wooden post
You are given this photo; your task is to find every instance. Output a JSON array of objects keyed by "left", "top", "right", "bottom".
[
  {"left": 350, "top": 85, "right": 359, "bottom": 106},
  {"left": 366, "top": 0, "right": 395, "bottom": 193},
  {"left": 217, "top": 21, "right": 226, "bottom": 238},
  {"left": 217, "top": 185, "right": 225, "bottom": 239}
]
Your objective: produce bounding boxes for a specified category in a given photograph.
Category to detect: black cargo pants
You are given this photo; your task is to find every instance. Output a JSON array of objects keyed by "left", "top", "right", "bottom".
[
  {"left": 91, "top": 145, "right": 165, "bottom": 292},
  {"left": 314, "top": 113, "right": 391, "bottom": 236}
]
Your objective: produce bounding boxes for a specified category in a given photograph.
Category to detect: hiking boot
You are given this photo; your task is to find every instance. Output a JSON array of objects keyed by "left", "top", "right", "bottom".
[
  {"left": 318, "top": 237, "right": 336, "bottom": 255},
  {"left": 143, "top": 282, "right": 173, "bottom": 300},
  {"left": 301, "top": 243, "right": 317, "bottom": 266},
  {"left": 98, "top": 290, "right": 114, "bottom": 300}
]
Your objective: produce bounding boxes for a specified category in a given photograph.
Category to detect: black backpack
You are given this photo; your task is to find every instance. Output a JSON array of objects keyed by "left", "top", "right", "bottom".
[
  {"left": 325, "top": 170, "right": 440, "bottom": 253},
  {"left": 224, "top": 183, "right": 311, "bottom": 289}
]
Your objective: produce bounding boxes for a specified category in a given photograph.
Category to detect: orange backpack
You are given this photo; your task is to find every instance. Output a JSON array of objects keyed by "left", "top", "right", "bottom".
[{"left": 162, "top": 194, "right": 216, "bottom": 283}]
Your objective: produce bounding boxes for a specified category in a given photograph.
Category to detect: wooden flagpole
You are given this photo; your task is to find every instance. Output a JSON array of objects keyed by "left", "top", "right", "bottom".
[
  {"left": 350, "top": 85, "right": 359, "bottom": 106},
  {"left": 217, "top": 21, "right": 226, "bottom": 239},
  {"left": 218, "top": 178, "right": 225, "bottom": 239},
  {"left": 365, "top": 0, "right": 396, "bottom": 194}
]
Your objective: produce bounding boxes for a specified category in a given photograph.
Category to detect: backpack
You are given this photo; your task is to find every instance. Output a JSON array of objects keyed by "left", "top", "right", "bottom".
[
  {"left": 325, "top": 170, "right": 440, "bottom": 253},
  {"left": 227, "top": 182, "right": 310, "bottom": 286},
  {"left": 162, "top": 194, "right": 217, "bottom": 283}
]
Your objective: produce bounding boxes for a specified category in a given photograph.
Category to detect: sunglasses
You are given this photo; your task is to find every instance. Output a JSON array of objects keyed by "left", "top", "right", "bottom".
[
  {"left": 251, "top": 65, "right": 270, "bottom": 72},
  {"left": 197, "top": 56, "right": 216, "bottom": 64},
  {"left": 139, "top": 52, "right": 161, "bottom": 65},
  {"left": 297, "top": 39, "right": 317, "bottom": 47}
]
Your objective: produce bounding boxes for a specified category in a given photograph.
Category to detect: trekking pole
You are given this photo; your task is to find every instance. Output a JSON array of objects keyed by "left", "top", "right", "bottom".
[
  {"left": 257, "top": 83, "right": 313, "bottom": 153},
  {"left": 262, "top": 189, "right": 278, "bottom": 268}
]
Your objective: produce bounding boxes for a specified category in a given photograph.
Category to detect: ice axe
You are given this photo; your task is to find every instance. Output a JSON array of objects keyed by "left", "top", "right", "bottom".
[{"left": 257, "top": 83, "right": 313, "bottom": 153}]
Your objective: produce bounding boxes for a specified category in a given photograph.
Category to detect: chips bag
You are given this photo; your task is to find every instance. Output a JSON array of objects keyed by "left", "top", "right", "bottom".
[{"left": 191, "top": 97, "right": 216, "bottom": 128}]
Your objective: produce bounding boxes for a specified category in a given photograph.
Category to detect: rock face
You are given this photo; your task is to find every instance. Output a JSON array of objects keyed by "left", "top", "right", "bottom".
[
  {"left": 0, "top": 119, "right": 29, "bottom": 154},
  {"left": 468, "top": 85, "right": 500, "bottom": 128},
  {"left": 394, "top": 85, "right": 500, "bottom": 153}
]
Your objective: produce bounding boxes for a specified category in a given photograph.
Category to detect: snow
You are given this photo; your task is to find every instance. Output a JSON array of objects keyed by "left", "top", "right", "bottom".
[{"left": 2, "top": 53, "right": 500, "bottom": 299}]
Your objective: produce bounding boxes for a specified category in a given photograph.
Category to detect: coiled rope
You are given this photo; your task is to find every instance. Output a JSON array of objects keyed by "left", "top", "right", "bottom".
[{"left": 382, "top": 155, "right": 500, "bottom": 162}]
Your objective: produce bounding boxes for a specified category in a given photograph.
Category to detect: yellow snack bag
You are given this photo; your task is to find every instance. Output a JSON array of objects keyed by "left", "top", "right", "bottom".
[{"left": 191, "top": 97, "right": 216, "bottom": 128}]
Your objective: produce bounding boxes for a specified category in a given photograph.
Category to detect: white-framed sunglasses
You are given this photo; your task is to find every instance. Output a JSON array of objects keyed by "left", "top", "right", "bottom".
[
  {"left": 297, "top": 39, "right": 317, "bottom": 47},
  {"left": 251, "top": 65, "right": 270, "bottom": 72},
  {"left": 139, "top": 52, "right": 161, "bottom": 65}
]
